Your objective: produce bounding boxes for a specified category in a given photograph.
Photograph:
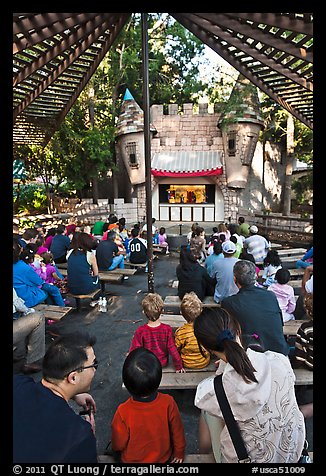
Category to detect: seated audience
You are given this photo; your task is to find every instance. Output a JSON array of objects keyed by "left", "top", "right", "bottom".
[
  {"left": 96, "top": 229, "right": 125, "bottom": 271},
  {"left": 243, "top": 225, "right": 270, "bottom": 265},
  {"left": 175, "top": 292, "right": 210, "bottom": 369},
  {"left": 111, "top": 348, "right": 185, "bottom": 463},
  {"left": 128, "top": 228, "right": 148, "bottom": 265},
  {"left": 221, "top": 260, "right": 289, "bottom": 356},
  {"left": 268, "top": 268, "right": 296, "bottom": 323},
  {"left": 205, "top": 241, "right": 224, "bottom": 277},
  {"left": 290, "top": 293, "right": 313, "bottom": 419},
  {"left": 50, "top": 224, "right": 71, "bottom": 263},
  {"left": 158, "top": 227, "right": 169, "bottom": 254},
  {"left": 295, "top": 244, "right": 313, "bottom": 269},
  {"left": 210, "top": 241, "right": 239, "bottom": 304},
  {"left": 13, "top": 332, "right": 98, "bottom": 463},
  {"left": 176, "top": 246, "right": 216, "bottom": 301},
  {"left": 238, "top": 216, "right": 250, "bottom": 238},
  {"left": 129, "top": 293, "right": 184, "bottom": 372},
  {"left": 261, "top": 249, "right": 282, "bottom": 287},
  {"left": 193, "top": 307, "right": 305, "bottom": 463},
  {"left": 190, "top": 226, "right": 207, "bottom": 263},
  {"left": 13, "top": 238, "right": 65, "bottom": 308},
  {"left": 13, "top": 288, "right": 45, "bottom": 374},
  {"left": 67, "top": 232, "right": 100, "bottom": 295}
]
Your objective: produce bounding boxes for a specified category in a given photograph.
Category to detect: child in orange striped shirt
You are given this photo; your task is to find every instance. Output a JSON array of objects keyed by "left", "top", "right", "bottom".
[{"left": 175, "top": 292, "right": 211, "bottom": 369}]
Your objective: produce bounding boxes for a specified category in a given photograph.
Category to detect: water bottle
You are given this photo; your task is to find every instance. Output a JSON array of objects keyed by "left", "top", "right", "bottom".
[
  {"left": 101, "top": 297, "right": 107, "bottom": 313},
  {"left": 98, "top": 297, "right": 103, "bottom": 311}
]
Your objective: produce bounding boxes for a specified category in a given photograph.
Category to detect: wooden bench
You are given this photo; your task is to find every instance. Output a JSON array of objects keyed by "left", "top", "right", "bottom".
[
  {"left": 98, "top": 269, "right": 136, "bottom": 292},
  {"left": 283, "top": 319, "right": 307, "bottom": 336},
  {"left": 277, "top": 248, "right": 307, "bottom": 256},
  {"left": 160, "top": 315, "right": 304, "bottom": 335},
  {"left": 157, "top": 364, "right": 312, "bottom": 390},
  {"left": 124, "top": 255, "right": 157, "bottom": 270},
  {"left": 258, "top": 268, "right": 304, "bottom": 279},
  {"left": 59, "top": 268, "right": 136, "bottom": 291},
  {"left": 153, "top": 243, "right": 167, "bottom": 254},
  {"left": 67, "top": 288, "right": 101, "bottom": 311},
  {"left": 34, "top": 304, "right": 74, "bottom": 321},
  {"left": 98, "top": 453, "right": 216, "bottom": 463},
  {"left": 163, "top": 295, "right": 220, "bottom": 311}
]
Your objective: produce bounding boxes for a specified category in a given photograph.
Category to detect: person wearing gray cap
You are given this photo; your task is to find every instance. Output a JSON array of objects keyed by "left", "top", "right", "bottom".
[
  {"left": 210, "top": 240, "right": 239, "bottom": 304},
  {"left": 242, "top": 225, "right": 270, "bottom": 265}
]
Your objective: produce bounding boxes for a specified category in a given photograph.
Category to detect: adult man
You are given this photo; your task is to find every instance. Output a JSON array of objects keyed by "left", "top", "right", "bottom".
[
  {"left": 50, "top": 224, "right": 71, "bottom": 263},
  {"left": 13, "top": 332, "right": 98, "bottom": 463},
  {"left": 221, "top": 260, "right": 289, "bottom": 355},
  {"left": 243, "top": 225, "right": 270, "bottom": 265},
  {"left": 96, "top": 229, "right": 125, "bottom": 271},
  {"left": 129, "top": 228, "right": 148, "bottom": 264},
  {"left": 211, "top": 240, "right": 239, "bottom": 304},
  {"left": 13, "top": 288, "right": 45, "bottom": 374},
  {"left": 238, "top": 216, "right": 250, "bottom": 238}
]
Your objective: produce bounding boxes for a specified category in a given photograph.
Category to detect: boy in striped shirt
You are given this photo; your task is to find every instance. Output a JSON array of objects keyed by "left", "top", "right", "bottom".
[{"left": 175, "top": 292, "right": 211, "bottom": 369}]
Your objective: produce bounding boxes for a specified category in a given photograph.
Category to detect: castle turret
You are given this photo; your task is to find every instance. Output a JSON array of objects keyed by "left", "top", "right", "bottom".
[
  {"left": 218, "top": 75, "right": 264, "bottom": 188},
  {"left": 115, "top": 88, "right": 156, "bottom": 185}
]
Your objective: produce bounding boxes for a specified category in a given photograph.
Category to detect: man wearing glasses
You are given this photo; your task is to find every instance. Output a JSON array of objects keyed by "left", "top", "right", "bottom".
[{"left": 13, "top": 332, "right": 99, "bottom": 463}]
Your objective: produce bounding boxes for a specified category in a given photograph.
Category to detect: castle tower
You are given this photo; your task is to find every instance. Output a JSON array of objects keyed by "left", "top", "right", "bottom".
[
  {"left": 115, "top": 88, "right": 156, "bottom": 186},
  {"left": 219, "top": 75, "right": 265, "bottom": 188}
]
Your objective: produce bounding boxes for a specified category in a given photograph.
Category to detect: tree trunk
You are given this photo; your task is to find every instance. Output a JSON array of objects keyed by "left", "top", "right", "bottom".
[
  {"left": 282, "top": 113, "right": 295, "bottom": 216},
  {"left": 92, "top": 178, "right": 99, "bottom": 204}
]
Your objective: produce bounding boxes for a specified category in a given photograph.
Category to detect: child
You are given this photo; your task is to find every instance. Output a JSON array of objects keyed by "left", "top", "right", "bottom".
[
  {"left": 20, "top": 248, "right": 47, "bottom": 282},
  {"left": 262, "top": 250, "right": 282, "bottom": 287},
  {"left": 268, "top": 268, "right": 296, "bottom": 323},
  {"left": 111, "top": 347, "right": 186, "bottom": 463},
  {"left": 158, "top": 227, "right": 169, "bottom": 254},
  {"left": 129, "top": 293, "right": 185, "bottom": 372},
  {"left": 41, "top": 251, "right": 69, "bottom": 295},
  {"left": 190, "top": 226, "right": 206, "bottom": 263},
  {"left": 19, "top": 247, "right": 65, "bottom": 307},
  {"left": 175, "top": 292, "right": 210, "bottom": 369}
]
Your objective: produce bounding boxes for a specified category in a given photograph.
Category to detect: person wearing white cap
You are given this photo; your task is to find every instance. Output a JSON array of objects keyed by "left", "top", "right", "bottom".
[
  {"left": 210, "top": 240, "right": 239, "bottom": 304},
  {"left": 242, "top": 225, "right": 270, "bottom": 265}
]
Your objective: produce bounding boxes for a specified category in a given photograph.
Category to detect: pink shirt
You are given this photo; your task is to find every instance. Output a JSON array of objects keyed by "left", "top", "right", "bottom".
[{"left": 268, "top": 282, "right": 296, "bottom": 314}]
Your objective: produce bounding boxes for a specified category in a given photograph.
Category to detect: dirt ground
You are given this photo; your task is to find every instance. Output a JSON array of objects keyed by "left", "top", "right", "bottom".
[{"left": 14, "top": 251, "right": 313, "bottom": 459}]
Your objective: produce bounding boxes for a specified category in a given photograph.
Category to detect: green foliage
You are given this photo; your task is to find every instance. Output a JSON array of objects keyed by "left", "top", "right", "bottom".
[
  {"left": 13, "top": 183, "right": 47, "bottom": 214},
  {"left": 292, "top": 172, "right": 313, "bottom": 204}
]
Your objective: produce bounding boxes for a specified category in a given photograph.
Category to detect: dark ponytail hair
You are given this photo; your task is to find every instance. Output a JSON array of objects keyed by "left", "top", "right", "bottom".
[{"left": 194, "top": 307, "right": 258, "bottom": 384}]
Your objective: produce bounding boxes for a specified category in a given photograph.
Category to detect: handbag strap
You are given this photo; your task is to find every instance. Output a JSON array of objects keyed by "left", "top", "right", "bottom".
[{"left": 213, "top": 374, "right": 250, "bottom": 463}]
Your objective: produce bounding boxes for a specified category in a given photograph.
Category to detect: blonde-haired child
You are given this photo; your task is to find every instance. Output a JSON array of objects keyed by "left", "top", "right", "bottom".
[
  {"left": 175, "top": 292, "right": 210, "bottom": 369},
  {"left": 129, "top": 293, "right": 185, "bottom": 373}
]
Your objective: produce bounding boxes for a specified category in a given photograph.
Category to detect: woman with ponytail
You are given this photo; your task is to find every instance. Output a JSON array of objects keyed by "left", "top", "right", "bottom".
[{"left": 194, "top": 307, "right": 305, "bottom": 464}]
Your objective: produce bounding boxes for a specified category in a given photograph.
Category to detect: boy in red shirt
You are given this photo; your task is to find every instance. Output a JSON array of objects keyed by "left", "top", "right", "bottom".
[
  {"left": 111, "top": 348, "right": 186, "bottom": 463},
  {"left": 129, "top": 293, "right": 185, "bottom": 372}
]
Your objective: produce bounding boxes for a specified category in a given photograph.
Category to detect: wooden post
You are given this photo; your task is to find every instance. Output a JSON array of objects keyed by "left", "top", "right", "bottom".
[
  {"left": 282, "top": 113, "right": 294, "bottom": 216},
  {"left": 141, "top": 13, "right": 154, "bottom": 293}
]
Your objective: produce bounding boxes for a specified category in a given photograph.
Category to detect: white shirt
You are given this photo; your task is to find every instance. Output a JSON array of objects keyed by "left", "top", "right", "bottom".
[{"left": 195, "top": 349, "right": 305, "bottom": 463}]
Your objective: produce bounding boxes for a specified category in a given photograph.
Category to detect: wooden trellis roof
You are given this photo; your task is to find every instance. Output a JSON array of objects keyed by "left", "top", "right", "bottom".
[{"left": 13, "top": 12, "right": 313, "bottom": 146}]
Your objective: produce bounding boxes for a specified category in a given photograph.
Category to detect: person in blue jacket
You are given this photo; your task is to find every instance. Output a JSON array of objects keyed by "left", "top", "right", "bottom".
[
  {"left": 13, "top": 238, "right": 65, "bottom": 307},
  {"left": 295, "top": 244, "right": 313, "bottom": 269}
]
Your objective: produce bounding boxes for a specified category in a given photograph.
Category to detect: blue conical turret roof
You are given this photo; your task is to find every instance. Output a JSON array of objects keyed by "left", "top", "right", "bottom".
[
  {"left": 116, "top": 87, "right": 157, "bottom": 137},
  {"left": 123, "top": 88, "right": 134, "bottom": 101}
]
